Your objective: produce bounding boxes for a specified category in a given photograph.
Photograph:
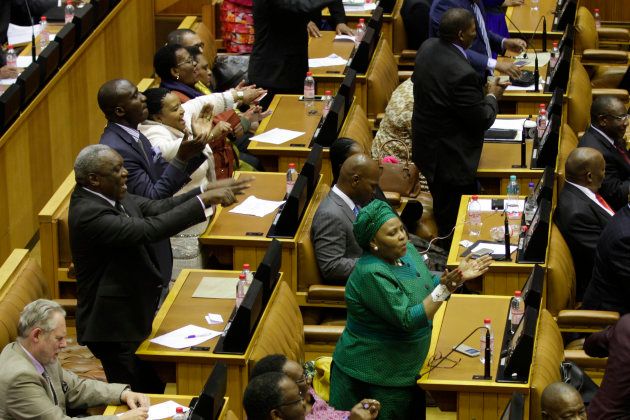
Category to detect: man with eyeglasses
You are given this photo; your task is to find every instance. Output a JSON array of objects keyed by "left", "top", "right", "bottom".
[{"left": 578, "top": 95, "right": 630, "bottom": 211}]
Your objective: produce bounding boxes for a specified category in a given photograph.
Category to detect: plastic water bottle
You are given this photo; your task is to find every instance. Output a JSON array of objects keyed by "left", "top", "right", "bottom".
[
  {"left": 524, "top": 182, "right": 537, "bottom": 223},
  {"left": 235, "top": 273, "right": 247, "bottom": 308},
  {"left": 172, "top": 406, "right": 187, "bottom": 420},
  {"left": 537, "top": 109, "right": 548, "bottom": 139},
  {"left": 531, "top": 0, "right": 539, "bottom": 11},
  {"left": 468, "top": 195, "right": 482, "bottom": 237},
  {"left": 593, "top": 8, "right": 601, "bottom": 29},
  {"left": 5, "top": 44, "right": 16, "bottom": 69},
  {"left": 355, "top": 18, "right": 366, "bottom": 45},
  {"left": 480, "top": 318, "right": 494, "bottom": 364},
  {"left": 322, "top": 90, "right": 333, "bottom": 118},
  {"left": 242, "top": 263, "right": 253, "bottom": 287},
  {"left": 286, "top": 163, "right": 298, "bottom": 195},
  {"left": 64, "top": 0, "right": 75, "bottom": 24},
  {"left": 506, "top": 175, "right": 520, "bottom": 219},
  {"left": 549, "top": 41, "right": 559, "bottom": 68},
  {"left": 303, "top": 72, "right": 315, "bottom": 110},
  {"left": 40, "top": 17, "right": 49, "bottom": 50},
  {"left": 511, "top": 291, "right": 525, "bottom": 333}
]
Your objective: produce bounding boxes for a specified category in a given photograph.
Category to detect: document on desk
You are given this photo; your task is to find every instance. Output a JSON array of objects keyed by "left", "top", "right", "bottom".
[
  {"left": 250, "top": 128, "right": 305, "bottom": 145},
  {"left": 8, "top": 23, "right": 41, "bottom": 45},
  {"left": 505, "top": 81, "right": 546, "bottom": 91},
  {"left": 0, "top": 79, "right": 17, "bottom": 85},
  {"left": 334, "top": 34, "right": 356, "bottom": 42},
  {"left": 471, "top": 242, "right": 518, "bottom": 256},
  {"left": 513, "top": 52, "right": 551, "bottom": 68},
  {"left": 229, "top": 195, "right": 285, "bottom": 217},
  {"left": 150, "top": 324, "right": 221, "bottom": 349},
  {"left": 344, "top": 3, "right": 378, "bottom": 11},
  {"left": 146, "top": 401, "right": 189, "bottom": 420},
  {"left": 487, "top": 118, "right": 526, "bottom": 141},
  {"left": 308, "top": 54, "right": 348, "bottom": 68},
  {"left": 16, "top": 56, "right": 33, "bottom": 68},
  {"left": 193, "top": 276, "right": 239, "bottom": 299}
]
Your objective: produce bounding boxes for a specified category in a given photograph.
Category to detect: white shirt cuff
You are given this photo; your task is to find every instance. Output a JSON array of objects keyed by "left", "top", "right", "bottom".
[{"left": 487, "top": 58, "right": 497, "bottom": 71}]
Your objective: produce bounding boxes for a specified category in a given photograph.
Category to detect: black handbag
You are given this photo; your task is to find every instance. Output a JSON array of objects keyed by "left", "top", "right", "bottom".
[{"left": 560, "top": 361, "right": 599, "bottom": 405}]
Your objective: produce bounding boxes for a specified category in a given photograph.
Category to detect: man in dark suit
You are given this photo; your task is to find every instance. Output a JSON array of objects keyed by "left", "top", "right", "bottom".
[
  {"left": 97, "top": 79, "right": 209, "bottom": 292},
  {"left": 555, "top": 147, "right": 613, "bottom": 300},
  {"left": 311, "top": 154, "right": 379, "bottom": 283},
  {"left": 247, "top": 0, "right": 335, "bottom": 108},
  {"left": 430, "top": 0, "right": 525, "bottom": 77},
  {"left": 578, "top": 95, "right": 630, "bottom": 211},
  {"left": 69, "top": 144, "right": 247, "bottom": 392},
  {"left": 412, "top": 8, "right": 506, "bottom": 239}
]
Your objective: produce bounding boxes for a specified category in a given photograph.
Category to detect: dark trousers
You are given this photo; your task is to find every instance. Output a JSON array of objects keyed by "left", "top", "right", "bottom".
[
  {"left": 87, "top": 341, "right": 164, "bottom": 393},
  {"left": 428, "top": 179, "right": 479, "bottom": 244}
]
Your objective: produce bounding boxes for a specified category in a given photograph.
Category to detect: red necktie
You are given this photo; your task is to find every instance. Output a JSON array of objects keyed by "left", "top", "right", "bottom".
[
  {"left": 595, "top": 193, "right": 615, "bottom": 214},
  {"left": 616, "top": 144, "right": 630, "bottom": 166}
]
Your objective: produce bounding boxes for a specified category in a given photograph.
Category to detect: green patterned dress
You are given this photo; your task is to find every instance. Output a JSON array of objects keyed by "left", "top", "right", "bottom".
[{"left": 330, "top": 242, "right": 440, "bottom": 419}]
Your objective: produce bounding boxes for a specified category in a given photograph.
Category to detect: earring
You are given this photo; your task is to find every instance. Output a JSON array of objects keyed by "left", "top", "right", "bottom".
[
  {"left": 176, "top": 74, "right": 180, "bottom": 80},
  {"left": 373, "top": 246, "right": 379, "bottom": 252}
]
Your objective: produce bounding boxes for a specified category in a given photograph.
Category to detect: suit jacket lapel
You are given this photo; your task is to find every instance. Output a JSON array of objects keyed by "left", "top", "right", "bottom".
[
  {"left": 591, "top": 128, "right": 630, "bottom": 170},
  {"left": 330, "top": 190, "right": 356, "bottom": 222},
  {"left": 107, "top": 123, "right": 151, "bottom": 168},
  {"left": 566, "top": 183, "right": 612, "bottom": 222}
]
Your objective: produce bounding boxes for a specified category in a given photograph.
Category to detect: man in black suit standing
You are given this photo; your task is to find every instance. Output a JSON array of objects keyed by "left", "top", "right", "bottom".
[
  {"left": 578, "top": 96, "right": 630, "bottom": 211},
  {"left": 555, "top": 147, "right": 613, "bottom": 300},
  {"left": 411, "top": 7, "right": 506, "bottom": 240},
  {"left": 69, "top": 144, "right": 248, "bottom": 392}
]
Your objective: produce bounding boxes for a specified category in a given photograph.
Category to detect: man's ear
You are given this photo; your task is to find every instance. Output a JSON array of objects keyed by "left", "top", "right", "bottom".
[
  {"left": 87, "top": 173, "right": 100, "bottom": 188},
  {"left": 114, "top": 106, "right": 125, "bottom": 118},
  {"left": 270, "top": 408, "right": 283, "bottom": 420},
  {"left": 31, "top": 327, "right": 44, "bottom": 342}
]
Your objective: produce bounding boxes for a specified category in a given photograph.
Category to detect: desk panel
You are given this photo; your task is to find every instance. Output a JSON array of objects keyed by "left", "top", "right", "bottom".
[{"left": 506, "top": 0, "right": 563, "bottom": 48}]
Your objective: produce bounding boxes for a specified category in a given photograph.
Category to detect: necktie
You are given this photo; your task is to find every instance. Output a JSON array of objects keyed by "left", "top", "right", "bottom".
[
  {"left": 42, "top": 371, "right": 58, "bottom": 406},
  {"left": 116, "top": 202, "right": 130, "bottom": 217},
  {"left": 616, "top": 144, "right": 630, "bottom": 166},
  {"left": 137, "top": 136, "right": 151, "bottom": 164},
  {"left": 595, "top": 193, "right": 615, "bottom": 215},
  {"left": 353, "top": 206, "right": 359, "bottom": 217},
  {"left": 471, "top": 1, "right": 492, "bottom": 60}
]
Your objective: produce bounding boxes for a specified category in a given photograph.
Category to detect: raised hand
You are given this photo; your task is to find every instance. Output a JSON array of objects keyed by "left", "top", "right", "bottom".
[{"left": 458, "top": 254, "right": 492, "bottom": 281}]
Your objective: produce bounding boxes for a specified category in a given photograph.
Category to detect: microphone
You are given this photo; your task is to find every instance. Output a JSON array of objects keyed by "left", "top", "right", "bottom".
[
  {"left": 24, "top": 0, "right": 37, "bottom": 61},
  {"left": 504, "top": 14, "right": 546, "bottom": 92},
  {"left": 484, "top": 328, "right": 492, "bottom": 379},
  {"left": 520, "top": 118, "right": 528, "bottom": 168},
  {"left": 542, "top": 16, "right": 547, "bottom": 52},
  {"left": 503, "top": 210, "right": 511, "bottom": 262}
]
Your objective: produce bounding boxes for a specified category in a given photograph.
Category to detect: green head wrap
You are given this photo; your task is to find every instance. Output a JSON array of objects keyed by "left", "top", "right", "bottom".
[{"left": 353, "top": 200, "right": 398, "bottom": 249}]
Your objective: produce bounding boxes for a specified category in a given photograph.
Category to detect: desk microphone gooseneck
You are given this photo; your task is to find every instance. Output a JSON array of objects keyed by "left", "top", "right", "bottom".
[
  {"left": 505, "top": 14, "right": 548, "bottom": 92},
  {"left": 24, "top": 0, "right": 37, "bottom": 61}
]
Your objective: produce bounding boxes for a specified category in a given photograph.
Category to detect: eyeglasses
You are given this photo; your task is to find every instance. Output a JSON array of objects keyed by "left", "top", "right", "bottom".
[
  {"left": 176, "top": 57, "right": 197, "bottom": 67},
  {"left": 426, "top": 351, "right": 461, "bottom": 369},
  {"left": 274, "top": 395, "right": 304, "bottom": 409},
  {"left": 295, "top": 372, "right": 309, "bottom": 386},
  {"left": 599, "top": 113, "right": 630, "bottom": 122},
  {"left": 193, "top": 42, "right": 205, "bottom": 49}
]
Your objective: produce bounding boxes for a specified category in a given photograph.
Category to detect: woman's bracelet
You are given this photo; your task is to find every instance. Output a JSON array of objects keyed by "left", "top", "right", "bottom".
[{"left": 431, "top": 284, "right": 451, "bottom": 302}]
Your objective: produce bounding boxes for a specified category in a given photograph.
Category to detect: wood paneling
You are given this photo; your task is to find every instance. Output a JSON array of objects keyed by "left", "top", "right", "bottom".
[
  {"left": 0, "top": 0, "right": 155, "bottom": 263},
  {"left": 579, "top": 0, "right": 630, "bottom": 24}
]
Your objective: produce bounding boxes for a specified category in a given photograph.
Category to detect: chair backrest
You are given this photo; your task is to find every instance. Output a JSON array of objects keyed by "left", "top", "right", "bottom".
[
  {"left": 339, "top": 104, "right": 373, "bottom": 153},
  {"left": 545, "top": 224, "right": 576, "bottom": 316},
  {"left": 574, "top": 6, "right": 599, "bottom": 54},
  {"left": 367, "top": 38, "right": 399, "bottom": 120},
  {"left": 566, "top": 58, "right": 592, "bottom": 135},
  {"left": 529, "top": 309, "right": 564, "bottom": 420},
  {"left": 557, "top": 124, "right": 579, "bottom": 191}
]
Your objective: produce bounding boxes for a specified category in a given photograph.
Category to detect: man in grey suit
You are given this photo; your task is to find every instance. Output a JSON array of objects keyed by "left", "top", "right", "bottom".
[
  {"left": 311, "top": 154, "right": 380, "bottom": 283},
  {"left": 0, "top": 299, "right": 149, "bottom": 419}
]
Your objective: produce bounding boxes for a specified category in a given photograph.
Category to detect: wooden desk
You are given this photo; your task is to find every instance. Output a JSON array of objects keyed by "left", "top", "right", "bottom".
[
  {"left": 418, "top": 295, "right": 530, "bottom": 419},
  {"left": 103, "top": 395, "right": 233, "bottom": 419},
  {"left": 248, "top": 95, "right": 333, "bottom": 185},
  {"left": 506, "top": 0, "right": 563, "bottom": 49},
  {"left": 136, "top": 269, "right": 284, "bottom": 417},
  {"left": 447, "top": 195, "right": 536, "bottom": 296},
  {"left": 199, "top": 171, "right": 325, "bottom": 293}
]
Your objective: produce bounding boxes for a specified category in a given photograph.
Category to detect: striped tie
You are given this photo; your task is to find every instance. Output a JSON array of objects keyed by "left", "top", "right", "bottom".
[{"left": 471, "top": 1, "right": 492, "bottom": 60}]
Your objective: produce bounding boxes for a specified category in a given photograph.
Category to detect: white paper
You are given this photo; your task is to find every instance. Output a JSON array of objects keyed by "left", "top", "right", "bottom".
[
  {"left": 344, "top": 3, "right": 377, "bottom": 11},
  {"left": 334, "top": 34, "right": 356, "bottom": 42},
  {"left": 8, "top": 23, "right": 41, "bottom": 45},
  {"left": 460, "top": 240, "right": 474, "bottom": 248},
  {"left": 16, "top": 56, "right": 33, "bottom": 68},
  {"left": 506, "top": 81, "right": 546, "bottom": 91},
  {"left": 490, "top": 118, "right": 527, "bottom": 131},
  {"left": 147, "top": 401, "right": 189, "bottom": 420},
  {"left": 229, "top": 195, "right": 285, "bottom": 217},
  {"left": 514, "top": 51, "right": 551, "bottom": 68},
  {"left": 250, "top": 127, "right": 305, "bottom": 145},
  {"left": 471, "top": 243, "right": 518, "bottom": 256},
  {"left": 477, "top": 199, "right": 524, "bottom": 212},
  {"left": 0, "top": 79, "right": 17, "bottom": 85},
  {"left": 206, "top": 313, "right": 224, "bottom": 325},
  {"left": 150, "top": 324, "right": 221, "bottom": 349},
  {"left": 308, "top": 53, "right": 348, "bottom": 68}
]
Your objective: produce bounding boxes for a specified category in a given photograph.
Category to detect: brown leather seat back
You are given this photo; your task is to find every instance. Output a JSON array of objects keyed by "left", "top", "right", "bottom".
[
  {"left": 574, "top": 7, "right": 599, "bottom": 54},
  {"left": 529, "top": 309, "right": 564, "bottom": 420},
  {"left": 545, "top": 224, "right": 576, "bottom": 316},
  {"left": 339, "top": 104, "right": 373, "bottom": 153},
  {"left": 567, "top": 58, "right": 592, "bottom": 134},
  {"left": 391, "top": 1, "right": 407, "bottom": 55},
  {"left": 367, "top": 39, "right": 399, "bottom": 119},
  {"left": 557, "top": 124, "right": 579, "bottom": 191},
  {"left": 297, "top": 184, "right": 331, "bottom": 292},
  {"left": 250, "top": 282, "right": 304, "bottom": 368}
]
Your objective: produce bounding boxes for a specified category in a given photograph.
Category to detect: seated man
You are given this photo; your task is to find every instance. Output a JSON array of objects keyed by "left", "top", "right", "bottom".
[
  {"left": 0, "top": 299, "right": 149, "bottom": 419},
  {"left": 311, "top": 154, "right": 379, "bottom": 283},
  {"left": 555, "top": 147, "right": 613, "bottom": 300},
  {"left": 584, "top": 314, "right": 630, "bottom": 418},
  {"left": 541, "top": 382, "right": 586, "bottom": 420},
  {"left": 578, "top": 95, "right": 630, "bottom": 211}
]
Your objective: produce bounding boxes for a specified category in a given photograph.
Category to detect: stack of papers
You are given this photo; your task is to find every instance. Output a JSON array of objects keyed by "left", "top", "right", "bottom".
[
  {"left": 487, "top": 118, "right": 527, "bottom": 141},
  {"left": 309, "top": 54, "right": 348, "bottom": 68},
  {"left": 7, "top": 23, "right": 41, "bottom": 45},
  {"left": 193, "top": 276, "right": 238, "bottom": 299},
  {"left": 145, "top": 401, "right": 189, "bottom": 420},
  {"left": 206, "top": 313, "right": 224, "bottom": 325},
  {"left": 250, "top": 128, "right": 305, "bottom": 145},
  {"left": 506, "top": 80, "right": 546, "bottom": 91},
  {"left": 150, "top": 324, "right": 221, "bottom": 349},
  {"left": 229, "top": 195, "right": 285, "bottom": 217},
  {"left": 334, "top": 34, "right": 356, "bottom": 42}
]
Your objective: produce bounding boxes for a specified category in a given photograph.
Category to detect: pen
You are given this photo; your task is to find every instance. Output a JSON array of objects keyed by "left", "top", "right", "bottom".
[{"left": 186, "top": 333, "right": 212, "bottom": 339}]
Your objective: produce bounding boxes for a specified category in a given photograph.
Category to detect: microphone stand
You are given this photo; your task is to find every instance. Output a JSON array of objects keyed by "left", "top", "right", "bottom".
[
  {"left": 520, "top": 118, "right": 528, "bottom": 168},
  {"left": 484, "top": 328, "right": 492, "bottom": 379},
  {"left": 24, "top": 0, "right": 37, "bottom": 61},
  {"left": 534, "top": 54, "right": 540, "bottom": 92},
  {"left": 542, "top": 16, "right": 547, "bottom": 52},
  {"left": 503, "top": 210, "right": 511, "bottom": 262}
]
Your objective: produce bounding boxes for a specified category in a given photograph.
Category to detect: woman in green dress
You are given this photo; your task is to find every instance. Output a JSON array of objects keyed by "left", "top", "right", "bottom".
[{"left": 330, "top": 200, "right": 492, "bottom": 419}]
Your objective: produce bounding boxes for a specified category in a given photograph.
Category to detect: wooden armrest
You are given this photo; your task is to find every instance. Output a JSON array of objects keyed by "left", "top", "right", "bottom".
[
  {"left": 582, "top": 49, "right": 628, "bottom": 64},
  {"left": 564, "top": 349, "right": 608, "bottom": 370},
  {"left": 592, "top": 88, "right": 629, "bottom": 102},
  {"left": 54, "top": 299, "right": 77, "bottom": 317},
  {"left": 383, "top": 191, "right": 402, "bottom": 207},
  {"left": 400, "top": 49, "right": 417, "bottom": 60},
  {"left": 303, "top": 324, "right": 345, "bottom": 342},
  {"left": 308, "top": 285, "right": 345, "bottom": 302},
  {"left": 597, "top": 27, "right": 630, "bottom": 42},
  {"left": 398, "top": 71, "right": 412, "bottom": 82},
  {"left": 557, "top": 309, "right": 619, "bottom": 328}
]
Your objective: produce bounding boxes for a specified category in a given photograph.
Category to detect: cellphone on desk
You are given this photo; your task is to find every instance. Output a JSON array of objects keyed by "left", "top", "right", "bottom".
[
  {"left": 514, "top": 59, "right": 529, "bottom": 67},
  {"left": 298, "top": 95, "right": 324, "bottom": 101},
  {"left": 491, "top": 198, "right": 504, "bottom": 210},
  {"left": 471, "top": 248, "right": 494, "bottom": 259},
  {"left": 453, "top": 344, "right": 481, "bottom": 357}
]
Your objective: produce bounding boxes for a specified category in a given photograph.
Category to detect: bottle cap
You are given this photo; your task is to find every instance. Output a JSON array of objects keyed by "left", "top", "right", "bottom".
[
  {"left": 239, "top": 274, "right": 246, "bottom": 280},
  {"left": 7, "top": 44, "right": 13, "bottom": 49},
  {"left": 514, "top": 290, "right": 522, "bottom": 297},
  {"left": 539, "top": 103, "right": 546, "bottom": 108},
  {"left": 529, "top": 182, "right": 535, "bottom": 187},
  {"left": 306, "top": 71, "right": 313, "bottom": 76},
  {"left": 325, "top": 90, "right": 332, "bottom": 95},
  {"left": 243, "top": 263, "right": 250, "bottom": 270},
  {"left": 540, "top": 109, "right": 547, "bottom": 115},
  {"left": 472, "top": 195, "right": 478, "bottom": 200},
  {"left": 359, "top": 18, "right": 365, "bottom": 23},
  {"left": 594, "top": 8, "right": 599, "bottom": 12},
  {"left": 288, "top": 163, "right": 296, "bottom": 168},
  {"left": 510, "top": 175, "right": 516, "bottom": 181},
  {"left": 67, "top": 0, "right": 72, "bottom": 4},
  {"left": 176, "top": 407, "right": 184, "bottom": 413},
  {"left": 553, "top": 41, "right": 558, "bottom": 46},
  {"left": 484, "top": 318, "right": 491, "bottom": 324},
  {"left": 41, "top": 16, "right": 47, "bottom": 21}
]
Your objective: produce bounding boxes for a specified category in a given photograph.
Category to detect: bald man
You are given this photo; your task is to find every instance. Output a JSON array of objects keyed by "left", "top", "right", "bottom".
[
  {"left": 555, "top": 147, "right": 612, "bottom": 300},
  {"left": 311, "top": 154, "right": 380, "bottom": 283},
  {"left": 541, "top": 382, "right": 586, "bottom": 419}
]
